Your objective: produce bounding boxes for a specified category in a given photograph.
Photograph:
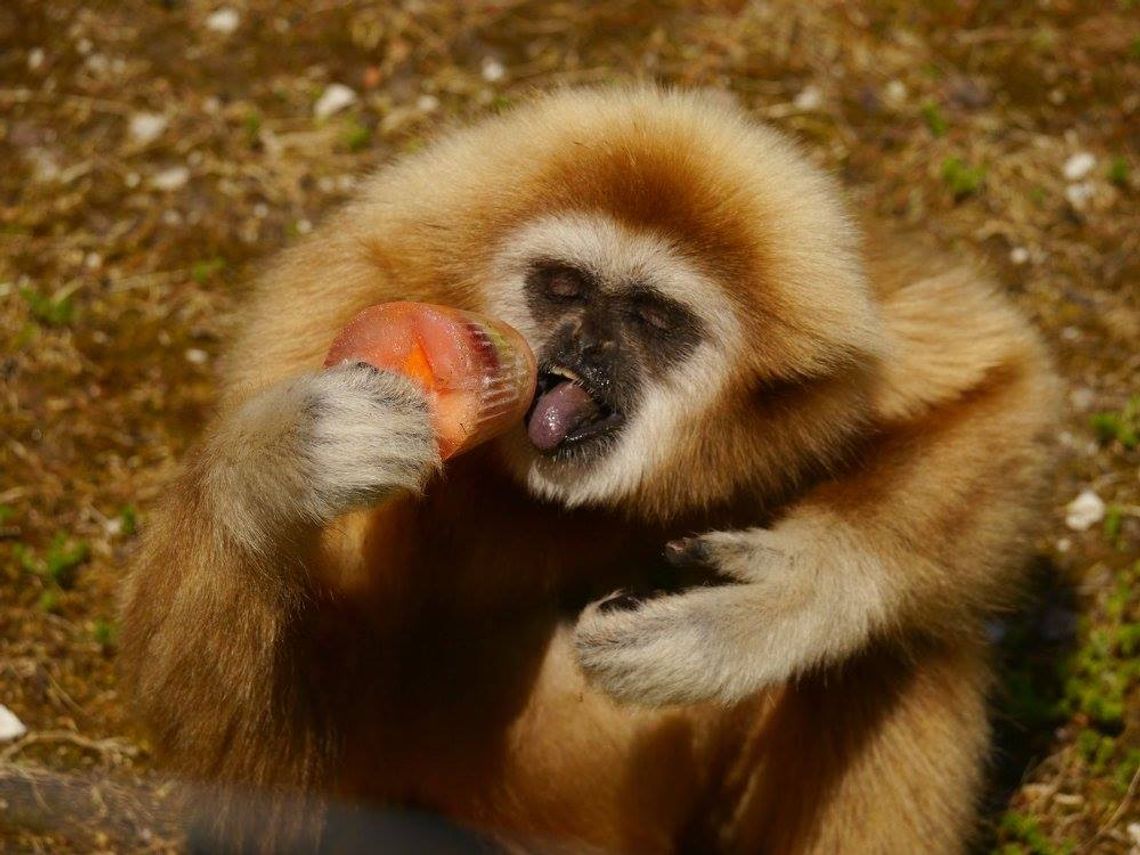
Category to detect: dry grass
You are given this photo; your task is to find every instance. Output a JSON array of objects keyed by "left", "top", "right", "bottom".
[{"left": 1, "top": 0, "right": 1138, "bottom": 851}]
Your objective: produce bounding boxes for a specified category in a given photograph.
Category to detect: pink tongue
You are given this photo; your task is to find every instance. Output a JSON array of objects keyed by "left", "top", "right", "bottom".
[{"left": 527, "top": 381, "right": 599, "bottom": 452}]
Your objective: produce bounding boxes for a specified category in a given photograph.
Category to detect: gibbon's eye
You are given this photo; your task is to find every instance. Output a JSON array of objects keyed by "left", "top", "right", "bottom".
[
  {"left": 629, "top": 294, "right": 675, "bottom": 334},
  {"left": 525, "top": 262, "right": 590, "bottom": 305},
  {"left": 544, "top": 266, "right": 587, "bottom": 301}
]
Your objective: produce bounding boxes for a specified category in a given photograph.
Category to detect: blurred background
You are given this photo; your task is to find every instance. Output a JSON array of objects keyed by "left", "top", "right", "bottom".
[{"left": 1, "top": 1, "right": 1138, "bottom": 851}]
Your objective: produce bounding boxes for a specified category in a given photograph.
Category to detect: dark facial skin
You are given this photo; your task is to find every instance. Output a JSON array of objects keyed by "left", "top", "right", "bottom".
[{"left": 523, "top": 260, "right": 705, "bottom": 463}]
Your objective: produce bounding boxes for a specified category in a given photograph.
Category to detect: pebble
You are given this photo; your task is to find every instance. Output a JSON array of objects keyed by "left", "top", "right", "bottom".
[
  {"left": 0, "top": 704, "right": 27, "bottom": 742},
  {"left": 481, "top": 56, "right": 505, "bottom": 82},
  {"left": 1068, "top": 387, "right": 1095, "bottom": 411},
  {"left": 27, "top": 48, "right": 44, "bottom": 71},
  {"left": 314, "top": 83, "right": 358, "bottom": 120},
  {"left": 1065, "top": 181, "right": 1095, "bottom": 210},
  {"left": 793, "top": 85, "right": 822, "bottom": 111},
  {"left": 417, "top": 93, "right": 440, "bottom": 113},
  {"left": 1127, "top": 822, "right": 1140, "bottom": 846},
  {"left": 184, "top": 349, "right": 209, "bottom": 365},
  {"left": 1009, "top": 246, "right": 1030, "bottom": 265},
  {"left": 884, "top": 79, "right": 907, "bottom": 105},
  {"left": 1062, "top": 151, "right": 1096, "bottom": 181},
  {"left": 29, "top": 150, "right": 60, "bottom": 182},
  {"left": 150, "top": 165, "right": 190, "bottom": 191},
  {"left": 205, "top": 8, "right": 240, "bottom": 34},
  {"left": 1064, "top": 489, "right": 1106, "bottom": 531},
  {"left": 128, "top": 112, "right": 168, "bottom": 146}
]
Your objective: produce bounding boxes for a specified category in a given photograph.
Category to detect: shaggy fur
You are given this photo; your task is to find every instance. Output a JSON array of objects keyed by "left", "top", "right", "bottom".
[{"left": 120, "top": 87, "right": 1059, "bottom": 853}]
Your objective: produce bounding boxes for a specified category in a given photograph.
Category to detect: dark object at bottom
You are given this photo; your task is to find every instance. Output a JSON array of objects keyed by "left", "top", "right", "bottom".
[{"left": 188, "top": 803, "right": 499, "bottom": 855}]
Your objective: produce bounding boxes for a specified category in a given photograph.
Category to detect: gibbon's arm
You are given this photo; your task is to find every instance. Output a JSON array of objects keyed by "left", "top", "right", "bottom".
[
  {"left": 575, "top": 272, "right": 1059, "bottom": 706},
  {"left": 119, "top": 364, "right": 438, "bottom": 829}
]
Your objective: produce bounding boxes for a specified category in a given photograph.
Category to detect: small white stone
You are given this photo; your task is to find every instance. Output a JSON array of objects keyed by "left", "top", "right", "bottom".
[
  {"left": 162, "top": 210, "right": 183, "bottom": 226},
  {"left": 28, "top": 48, "right": 45, "bottom": 71},
  {"left": 76, "top": 37, "right": 93, "bottom": 55},
  {"left": 128, "top": 112, "right": 168, "bottom": 146},
  {"left": 1060, "top": 326, "right": 1081, "bottom": 342},
  {"left": 150, "top": 165, "right": 190, "bottom": 191},
  {"left": 416, "top": 93, "right": 440, "bottom": 112},
  {"left": 295, "top": 218, "right": 313, "bottom": 235},
  {"left": 104, "top": 517, "right": 123, "bottom": 536},
  {"left": 184, "top": 348, "right": 209, "bottom": 365},
  {"left": 1010, "top": 246, "right": 1030, "bottom": 265},
  {"left": 205, "top": 8, "right": 240, "bottom": 34},
  {"left": 1069, "top": 387, "right": 1095, "bottom": 411},
  {"left": 793, "top": 85, "right": 822, "bottom": 111},
  {"left": 884, "top": 79, "right": 907, "bottom": 105},
  {"left": 1127, "top": 821, "right": 1140, "bottom": 846},
  {"left": 1065, "top": 489, "right": 1106, "bottom": 531},
  {"left": 1063, "top": 151, "right": 1096, "bottom": 181},
  {"left": 84, "top": 252, "right": 103, "bottom": 270},
  {"left": 1055, "top": 537, "right": 1072, "bottom": 553},
  {"left": 29, "top": 151, "right": 60, "bottom": 183},
  {"left": 0, "top": 704, "right": 27, "bottom": 742},
  {"left": 313, "top": 83, "right": 358, "bottom": 120},
  {"left": 253, "top": 202, "right": 269, "bottom": 218},
  {"left": 125, "top": 171, "right": 141, "bottom": 188},
  {"left": 1065, "top": 181, "right": 1095, "bottom": 209},
  {"left": 481, "top": 56, "right": 505, "bottom": 82}
]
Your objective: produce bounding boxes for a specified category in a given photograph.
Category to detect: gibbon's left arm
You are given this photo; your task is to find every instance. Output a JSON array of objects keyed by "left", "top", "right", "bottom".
[{"left": 575, "top": 271, "right": 1059, "bottom": 706}]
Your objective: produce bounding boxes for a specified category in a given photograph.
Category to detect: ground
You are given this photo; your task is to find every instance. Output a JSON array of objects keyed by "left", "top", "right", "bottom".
[{"left": 1, "top": 0, "right": 1138, "bottom": 852}]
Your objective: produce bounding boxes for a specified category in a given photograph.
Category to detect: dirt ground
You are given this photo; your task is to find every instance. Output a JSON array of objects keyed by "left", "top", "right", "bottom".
[{"left": 1, "top": 0, "right": 1138, "bottom": 852}]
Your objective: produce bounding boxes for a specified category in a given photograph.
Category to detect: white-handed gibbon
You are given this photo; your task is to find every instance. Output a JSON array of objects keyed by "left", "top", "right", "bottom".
[{"left": 120, "top": 87, "right": 1060, "bottom": 853}]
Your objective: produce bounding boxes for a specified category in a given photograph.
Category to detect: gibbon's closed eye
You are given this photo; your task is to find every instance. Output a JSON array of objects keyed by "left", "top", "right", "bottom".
[
  {"left": 630, "top": 297, "right": 672, "bottom": 333},
  {"left": 528, "top": 263, "right": 590, "bottom": 302}
]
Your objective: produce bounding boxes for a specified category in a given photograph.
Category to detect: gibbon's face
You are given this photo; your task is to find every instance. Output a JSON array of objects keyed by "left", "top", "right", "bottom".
[{"left": 486, "top": 213, "right": 745, "bottom": 509}]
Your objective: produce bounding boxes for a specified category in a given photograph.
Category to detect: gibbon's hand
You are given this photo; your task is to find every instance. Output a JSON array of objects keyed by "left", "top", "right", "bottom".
[
  {"left": 292, "top": 363, "right": 442, "bottom": 519},
  {"left": 574, "top": 519, "right": 887, "bottom": 706},
  {"left": 205, "top": 363, "right": 441, "bottom": 544}
]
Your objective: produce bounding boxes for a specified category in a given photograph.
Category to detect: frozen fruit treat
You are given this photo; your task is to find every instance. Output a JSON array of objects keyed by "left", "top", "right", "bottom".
[{"left": 325, "top": 302, "right": 537, "bottom": 459}]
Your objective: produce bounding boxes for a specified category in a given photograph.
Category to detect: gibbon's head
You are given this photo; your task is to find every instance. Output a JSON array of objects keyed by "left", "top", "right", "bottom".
[{"left": 356, "top": 87, "right": 883, "bottom": 519}]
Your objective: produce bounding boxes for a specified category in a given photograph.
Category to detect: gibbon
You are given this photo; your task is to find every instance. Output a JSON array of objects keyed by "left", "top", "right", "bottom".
[{"left": 120, "top": 87, "right": 1059, "bottom": 853}]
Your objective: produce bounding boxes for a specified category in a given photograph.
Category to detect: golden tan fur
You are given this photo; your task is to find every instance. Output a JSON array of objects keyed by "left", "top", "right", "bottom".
[{"left": 120, "top": 87, "right": 1060, "bottom": 853}]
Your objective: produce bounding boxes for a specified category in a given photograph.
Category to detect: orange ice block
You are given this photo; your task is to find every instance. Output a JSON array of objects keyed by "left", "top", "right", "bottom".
[{"left": 324, "top": 302, "right": 537, "bottom": 459}]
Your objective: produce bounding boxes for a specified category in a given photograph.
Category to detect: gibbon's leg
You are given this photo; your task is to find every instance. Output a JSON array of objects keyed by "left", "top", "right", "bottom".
[
  {"left": 119, "top": 364, "right": 439, "bottom": 844},
  {"left": 574, "top": 321, "right": 1055, "bottom": 706},
  {"left": 729, "top": 639, "right": 991, "bottom": 855}
]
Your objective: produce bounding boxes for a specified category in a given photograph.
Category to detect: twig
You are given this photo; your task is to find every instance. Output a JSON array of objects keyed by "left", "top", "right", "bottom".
[
  {"left": 1086, "top": 763, "right": 1140, "bottom": 850},
  {"left": 0, "top": 730, "right": 139, "bottom": 763}
]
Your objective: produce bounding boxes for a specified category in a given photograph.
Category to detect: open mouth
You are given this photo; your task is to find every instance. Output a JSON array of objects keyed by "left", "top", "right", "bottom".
[{"left": 525, "top": 365, "right": 624, "bottom": 454}]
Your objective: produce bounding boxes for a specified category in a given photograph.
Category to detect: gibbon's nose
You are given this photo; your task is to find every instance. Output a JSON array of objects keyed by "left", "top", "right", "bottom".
[{"left": 575, "top": 312, "right": 619, "bottom": 357}]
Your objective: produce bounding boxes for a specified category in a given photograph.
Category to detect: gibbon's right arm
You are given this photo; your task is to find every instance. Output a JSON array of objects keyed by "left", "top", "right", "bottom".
[{"left": 119, "top": 363, "right": 438, "bottom": 810}]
